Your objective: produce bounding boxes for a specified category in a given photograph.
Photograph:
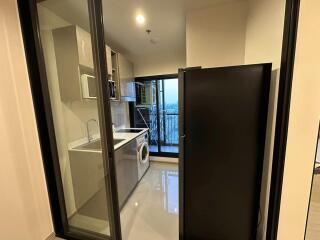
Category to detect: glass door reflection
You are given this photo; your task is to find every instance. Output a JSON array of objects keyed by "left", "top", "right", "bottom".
[
  {"left": 37, "top": 0, "right": 113, "bottom": 237},
  {"left": 305, "top": 124, "right": 320, "bottom": 240}
]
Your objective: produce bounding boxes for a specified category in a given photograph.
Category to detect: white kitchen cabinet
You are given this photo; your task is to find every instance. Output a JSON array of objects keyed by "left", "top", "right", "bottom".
[
  {"left": 69, "top": 150, "right": 107, "bottom": 218},
  {"left": 76, "top": 27, "right": 94, "bottom": 68},
  {"left": 118, "top": 53, "right": 136, "bottom": 101},
  {"left": 52, "top": 25, "right": 95, "bottom": 102},
  {"left": 53, "top": 24, "right": 134, "bottom": 102}
]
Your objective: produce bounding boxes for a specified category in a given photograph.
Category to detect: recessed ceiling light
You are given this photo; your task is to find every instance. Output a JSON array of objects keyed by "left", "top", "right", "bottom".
[{"left": 136, "top": 15, "right": 145, "bottom": 24}]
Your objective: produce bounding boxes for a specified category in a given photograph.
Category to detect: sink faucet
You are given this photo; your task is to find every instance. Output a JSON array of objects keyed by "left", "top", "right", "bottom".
[{"left": 86, "top": 119, "right": 99, "bottom": 142}]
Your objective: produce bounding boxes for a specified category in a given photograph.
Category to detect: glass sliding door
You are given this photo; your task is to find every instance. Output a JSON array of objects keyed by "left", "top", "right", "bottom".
[
  {"left": 34, "top": 0, "right": 120, "bottom": 239},
  {"left": 133, "top": 76, "right": 179, "bottom": 157},
  {"left": 159, "top": 79, "right": 179, "bottom": 154}
]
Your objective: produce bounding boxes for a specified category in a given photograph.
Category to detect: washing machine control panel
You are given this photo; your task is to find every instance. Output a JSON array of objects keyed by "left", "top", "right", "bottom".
[{"left": 137, "top": 132, "right": 148, "bottom": 145}]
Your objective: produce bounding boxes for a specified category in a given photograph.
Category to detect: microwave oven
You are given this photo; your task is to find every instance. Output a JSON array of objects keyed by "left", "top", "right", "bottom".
[
  {"left": 81, "top": 74, "right": 116, "bottom": 100},
  {"left": 81, "top": 74, "right": 97, "bottom": 99}
]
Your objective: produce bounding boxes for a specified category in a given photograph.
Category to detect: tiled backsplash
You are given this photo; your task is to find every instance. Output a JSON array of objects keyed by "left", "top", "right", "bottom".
[{"left": 110, "top": 101, "right": 130, "bottom": 129}]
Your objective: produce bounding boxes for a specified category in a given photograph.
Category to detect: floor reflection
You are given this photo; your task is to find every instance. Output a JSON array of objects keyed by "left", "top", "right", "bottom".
[
  {"left": 121, "top": 162, "right": 179, "bottom": 240},
  {"left": 161, "top": 170, "right": 179, "bottom": 215}
]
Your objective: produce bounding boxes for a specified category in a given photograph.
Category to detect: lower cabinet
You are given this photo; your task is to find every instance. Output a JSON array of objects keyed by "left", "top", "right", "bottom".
[
  {"left": 68, "top": 138, "right": 138, "bottom": 220},
  {"left": 115, "top": 139, "right": 139, "bottom": 209},
  {"left": 69, "top": 150, "right": 108, "bottom": 221}
]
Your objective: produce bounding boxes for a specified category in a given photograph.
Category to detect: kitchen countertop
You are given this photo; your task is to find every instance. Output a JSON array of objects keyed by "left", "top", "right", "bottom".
[
  {"left": 113, "top": 128, "right": 149, "bottom": 150},
  {"left": 68, "top": 128, "right": 149, "bottom": 153}
]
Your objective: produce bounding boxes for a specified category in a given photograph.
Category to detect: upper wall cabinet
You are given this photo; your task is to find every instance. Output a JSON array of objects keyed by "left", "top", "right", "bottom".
[
  {"left": 53, "top": 25, "right": 135, "bottom": 102},
  {"left": 118, "top": 53, "right": 136, "bottom": 101},
  {"left": 76, "top": 27, "right": 94, "bottom": 68},
  {"left": 53, "top": 25, "right": 95, "bottom": 102}
]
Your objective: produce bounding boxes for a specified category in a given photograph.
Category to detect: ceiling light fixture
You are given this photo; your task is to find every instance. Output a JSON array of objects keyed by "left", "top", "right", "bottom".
[{"left": 136, "top": 15, "right": 145, "bottom": 24}]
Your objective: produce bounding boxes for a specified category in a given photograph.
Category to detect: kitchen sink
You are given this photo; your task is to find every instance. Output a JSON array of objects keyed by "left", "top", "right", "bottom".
[
  {"left": 74, "top": 138, "right": 125, "bottom": 150},
  {"left": 74, "top": 140, "right": 102, "bottom": 150}
]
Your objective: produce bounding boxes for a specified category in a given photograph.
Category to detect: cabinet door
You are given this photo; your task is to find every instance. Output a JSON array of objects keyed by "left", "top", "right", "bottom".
[
  {"left": 115, "top": 140, "right": 138, "bottom": 209},
  {"left": 52, "top": 26, "right": 82, "bottom": 102},
  {"left": 76, "top": 27, "right": 94, "bottom": 68},
  {"left": 118, "top": 53, "right": 135, "bottom": 99},
  {"left": 69, "top": 151, "right": 106, "bottom": 212},
  {"left": 106, "top": 45, "right": 112, "bottom": 76}
]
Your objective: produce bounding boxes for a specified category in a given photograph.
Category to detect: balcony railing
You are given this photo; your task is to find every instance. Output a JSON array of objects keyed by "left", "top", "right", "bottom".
[
  {"left": 148, "top": 113, "right": 179, "bottom": 146},
  {"left": 134, "top": 109, "right": 179, "bottom": 153},
  {"left": 160, "top": 113, "right": 179, "bottom": 146}
]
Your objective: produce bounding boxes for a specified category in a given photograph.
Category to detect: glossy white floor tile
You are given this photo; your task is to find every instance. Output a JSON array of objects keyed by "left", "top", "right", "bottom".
[
  {"left": 65, "top": 162, "right": 178, "bottom": 239},
  {"left": 120, "top": 162, "right": 179, "bottom": 240},
  {"left": 69, "top": 213, "right": 110, "bottom": 235}
]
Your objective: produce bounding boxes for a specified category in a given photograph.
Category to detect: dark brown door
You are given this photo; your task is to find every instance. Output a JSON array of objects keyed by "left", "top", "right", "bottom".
[{"left": 180, "top": 64, "right": 271, "bottom": 239}]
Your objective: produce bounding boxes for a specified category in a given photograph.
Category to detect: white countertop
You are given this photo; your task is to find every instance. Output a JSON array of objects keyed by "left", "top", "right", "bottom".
[
  {"left": 68, "top": 128, "right": 149, "bottom": 153},
  {"left": 113, "top": 128, "right": 149, "bottom": 150}
]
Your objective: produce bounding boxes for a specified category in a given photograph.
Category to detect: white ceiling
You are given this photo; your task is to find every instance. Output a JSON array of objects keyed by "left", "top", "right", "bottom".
[{"left": 40, "top": 0, "right": 242, "bottom": 62}]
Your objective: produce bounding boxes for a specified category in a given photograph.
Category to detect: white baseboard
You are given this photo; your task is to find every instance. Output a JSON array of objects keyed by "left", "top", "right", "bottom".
[{"left": 150, "top": 156, "right": 178, "bottom": 164}]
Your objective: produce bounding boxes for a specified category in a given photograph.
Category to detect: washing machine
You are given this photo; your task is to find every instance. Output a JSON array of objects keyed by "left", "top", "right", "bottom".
[{"left": 136, "top": 132, "right": 150, "bottom": 181}]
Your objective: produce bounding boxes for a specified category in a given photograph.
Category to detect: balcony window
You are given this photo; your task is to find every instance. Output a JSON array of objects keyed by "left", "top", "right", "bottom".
[{"left": 131, "top": 75, "right": 179, "bottom": 157}]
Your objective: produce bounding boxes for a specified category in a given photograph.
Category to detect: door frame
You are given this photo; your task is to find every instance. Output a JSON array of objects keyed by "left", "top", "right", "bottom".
[
  {"left": 17, "top": 0, "right": 122, "bottom": 239},
  {"left": 134, "top": 74, "right": 179, "bottom": 158},
  {"left": 266, "top": 0, "right": 301, "bottom": 239},
  {"left": 17, "top": 0, "right": 301, "bottom": 239}
]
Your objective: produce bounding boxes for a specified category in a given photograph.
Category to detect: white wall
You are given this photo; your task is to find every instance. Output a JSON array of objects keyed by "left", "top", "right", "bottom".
[
  {"left": 277, "top": 0, "right": 320, "bottom": 238},
  {"left": 245, "top": 0, "right": 285, "bottom": 70},
  {"left": 244, "top": 0, "right": 286, "bottom": 239},
  {"left": 186, "top": 0, "right": 248, "bottom": 68},
  {"left": 0, "top": 1, "right": 53, "bottom": 239},
  {"left": 133, "top": 51, "right": 186, "bottom": 77}
]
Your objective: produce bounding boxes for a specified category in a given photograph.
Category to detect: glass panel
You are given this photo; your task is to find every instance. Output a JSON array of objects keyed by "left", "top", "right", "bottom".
[
  {"left": 305, "top": 124, "right": 320, "bottom": 240},
  {"left": 159, "top": 79, "right": 179, "bottom": 154},
  {"left": 132, "top": 79, "right": 179, "bottom": 155},
  {"left": 37, "top": 0, "right": 111, "bottom": 237}
]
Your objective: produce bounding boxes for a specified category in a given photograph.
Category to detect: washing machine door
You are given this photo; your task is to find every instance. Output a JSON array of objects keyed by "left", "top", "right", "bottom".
[{"left": 139, "top": 142, "right": 149, "bottom": 164}]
